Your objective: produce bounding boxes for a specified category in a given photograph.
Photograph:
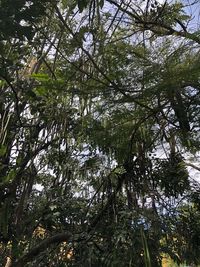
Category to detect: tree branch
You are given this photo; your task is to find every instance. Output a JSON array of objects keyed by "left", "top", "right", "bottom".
[
  {"left": 13, "top": 232, "right": 72, "bottom": 267},
  {"left": 185, "top": 162, "right": 200, "bottom": 172},
  {"left": 106, "top": 0, "right": 200, "bottom": 44}
]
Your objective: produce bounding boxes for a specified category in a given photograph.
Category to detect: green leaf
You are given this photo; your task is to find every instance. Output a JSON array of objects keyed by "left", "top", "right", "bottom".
[
  {"left": 0, "top": 145, "right": 6, "bottom": 156},
  {"left": 77, "top": 0, "right": 88, "bottom": 12},
  {"left": 31, "top": 73, "right": 49, "bottom": 81},
  {"left": 0, "top": 80, "right": 6, "bottom": 87},
  {"left": 34, "top": 87, "right": 47, "bottom": 96},
  {"left": 26, "top": 89, "right": 37, "bottom": 98},
  {"left": 114, "top": 166, "right": 126, "bottom": 175},
  {"left": 1, "top": 169, "right": 16, "bottom": 185},
  {"left": 99, "top": 0, "right": 104, "bottom": 8}
]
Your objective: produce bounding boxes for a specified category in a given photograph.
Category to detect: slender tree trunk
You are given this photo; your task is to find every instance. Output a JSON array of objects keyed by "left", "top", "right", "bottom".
[{"left": 5, "top": 257, "right": 12, "bottom": 267}]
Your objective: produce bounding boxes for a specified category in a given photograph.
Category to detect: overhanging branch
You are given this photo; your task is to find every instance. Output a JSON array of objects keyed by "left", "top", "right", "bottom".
[{"left": 14, "top": 232, "right": 72, "bottom": 267}]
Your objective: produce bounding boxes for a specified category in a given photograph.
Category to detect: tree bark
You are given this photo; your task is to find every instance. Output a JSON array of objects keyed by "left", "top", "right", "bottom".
[{"left": 5, "top": 257, "right": 12, "bottom": 267}]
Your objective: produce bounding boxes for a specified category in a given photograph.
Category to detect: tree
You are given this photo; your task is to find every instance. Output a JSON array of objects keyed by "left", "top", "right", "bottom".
[{"left": 0, "top": 0, "right": 200, "bottom": 266}]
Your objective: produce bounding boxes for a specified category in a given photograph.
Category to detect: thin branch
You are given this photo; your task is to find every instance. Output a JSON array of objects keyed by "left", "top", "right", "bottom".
[
  {"left": 106, "top": 0, "right": 200, "bottom": 44},
  {"left": 55, "top": 6, "right": 155, "bottom": 111},
  {"left": 0, "top": 75, "right": 23, "bottom": 127},
  {"left": 185, "top": 162, "right": 200, "bottom": 172}
]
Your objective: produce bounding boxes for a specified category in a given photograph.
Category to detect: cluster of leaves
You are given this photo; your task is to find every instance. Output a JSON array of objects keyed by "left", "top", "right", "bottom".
[
  {"left": 153, "top": 154, "right": 189, "bottom": 197},
  {"left": 0, "top": 0, "right": 53, "bottom": 41}
]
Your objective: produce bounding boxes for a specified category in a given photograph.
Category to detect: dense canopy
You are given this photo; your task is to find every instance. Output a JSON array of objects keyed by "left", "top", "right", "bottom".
[{"left": 0, "top": 0, "right": 200, "bottom": 266}]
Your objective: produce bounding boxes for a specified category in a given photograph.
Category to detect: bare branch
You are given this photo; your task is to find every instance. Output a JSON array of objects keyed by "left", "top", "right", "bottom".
[{"left": 185, "top": 162, "right": 200, "bottom": 172}]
